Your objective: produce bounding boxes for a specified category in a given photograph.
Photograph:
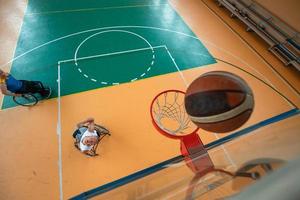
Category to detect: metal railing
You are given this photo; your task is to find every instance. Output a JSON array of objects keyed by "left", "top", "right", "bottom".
[{"left": 217, "top": 0, "right": 300, "bottom": 71}]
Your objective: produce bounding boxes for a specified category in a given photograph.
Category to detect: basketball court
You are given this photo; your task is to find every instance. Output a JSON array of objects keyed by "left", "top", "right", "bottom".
[{"left": 0, "top": 0, "right": 299, "bottom": 199}]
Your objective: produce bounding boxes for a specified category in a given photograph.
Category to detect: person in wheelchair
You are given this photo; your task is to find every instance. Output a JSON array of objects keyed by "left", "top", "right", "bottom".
[
  {"left": 73, "top": 117, "right": 110, "bottom": 157},
  {"left": 0, "top": 69, "right": 51, "bottom": 98}
]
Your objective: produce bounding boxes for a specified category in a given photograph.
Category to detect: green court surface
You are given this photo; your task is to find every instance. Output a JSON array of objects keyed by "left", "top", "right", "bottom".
[{"left": 2, "top": 0, "right": 215, "bottom": 109}]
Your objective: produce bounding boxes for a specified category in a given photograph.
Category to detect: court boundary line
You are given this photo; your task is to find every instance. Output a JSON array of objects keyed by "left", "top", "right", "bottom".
[
  {"left": 26, "top": 3, "right": 169, "bottom": 16},
  {"left": 57, "top": 63, "right": 63, "bottom": 200},
  {"left": 164, "top": 46, "right": 188, "bottom": 87},
  {"left": 60, "top": 45, "right": 165, "bottom": 63},
  {"left": 70, "top": 108, "right": 300, "bottom": 199}
]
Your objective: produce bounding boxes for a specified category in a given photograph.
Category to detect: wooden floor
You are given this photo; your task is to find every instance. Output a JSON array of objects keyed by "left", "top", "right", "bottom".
[{"left": 0, "top": 0, "right": 299, "bottom": 199}]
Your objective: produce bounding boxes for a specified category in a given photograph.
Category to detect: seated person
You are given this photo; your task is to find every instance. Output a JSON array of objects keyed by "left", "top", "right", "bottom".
[
  {"left": 73, "top": 117, "right": 99, "bottom": 156},
  {"left": 0, "top": 69, "right": 51, "bottom": 98}
]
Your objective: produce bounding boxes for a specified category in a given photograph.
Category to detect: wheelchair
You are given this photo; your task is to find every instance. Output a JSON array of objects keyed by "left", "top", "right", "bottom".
[
  {"left": 73, "top": 124, "right": 111, "bottom": 156},
  {"left": 13, "top": 81, "right": 51, "bottom": 107}
]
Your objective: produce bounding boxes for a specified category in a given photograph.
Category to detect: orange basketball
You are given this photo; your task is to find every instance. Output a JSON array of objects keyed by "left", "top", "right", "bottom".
[{"left": 184, "top": 71, "right": 254, "bottom": 133}]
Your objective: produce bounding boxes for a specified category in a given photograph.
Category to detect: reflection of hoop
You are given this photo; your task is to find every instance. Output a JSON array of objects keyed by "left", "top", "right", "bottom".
[
  {"left": 185, "top": 168, "right": 234, "bottom": 200},
  {"left": 185, "top": 158, "right": 283, "bottom": 199}
]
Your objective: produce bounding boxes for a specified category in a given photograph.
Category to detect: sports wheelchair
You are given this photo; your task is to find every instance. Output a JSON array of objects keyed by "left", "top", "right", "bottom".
[{"left": 72, "top": 124, "right": 111, "bottom": 156}]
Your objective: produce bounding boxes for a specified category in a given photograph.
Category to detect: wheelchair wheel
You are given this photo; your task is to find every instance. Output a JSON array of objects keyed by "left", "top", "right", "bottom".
[{"left": 13, "top": 94, "right": 38, "bottom": 106}]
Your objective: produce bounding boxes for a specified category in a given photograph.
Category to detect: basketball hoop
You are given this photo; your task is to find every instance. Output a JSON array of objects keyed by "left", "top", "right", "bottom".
[
  {"left": 150, "top": 89, "right": 261, "bottom": 199},
  {"left": 150, "top": 90, "right": 199, "bottom": 139},
  {"left": 150, "top": 90, "right": 214, "bottom": 174}
]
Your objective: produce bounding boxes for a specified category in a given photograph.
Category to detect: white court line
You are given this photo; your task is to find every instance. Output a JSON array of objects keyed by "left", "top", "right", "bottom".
[
  {"left": 26, "top": 4, "right": 169, "bottom": 16},
  {"left": 73, "top": 29, "right": 157, "bottom": 66},
  {"left": 137, "top": 176, "right": 189, "bottom": 199},
  {"left": 164, "top": 45, "right": 188, "bottom": 87},
  {"left": 71, "top": 29, "right": 158, "bottom": 84},
  {"left": 57, "top": 63, "right": 63, "bottom": 200},
  {"left": 162, "top": 168, "right": 234, "bottom": 200},
  {"left": 60, "top": 45, "right": 165, "bottom": 63},
  {"left": 59, "top": 45, "right": 165, "bottom": 85},
  {"left": 213, "top": 133, "right": 237, "bottom": 169}
]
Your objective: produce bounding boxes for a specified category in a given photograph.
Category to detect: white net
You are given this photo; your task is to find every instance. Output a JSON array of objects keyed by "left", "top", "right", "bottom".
[{"left": 151, "top": 90, "right": 197, "bottom": 136}]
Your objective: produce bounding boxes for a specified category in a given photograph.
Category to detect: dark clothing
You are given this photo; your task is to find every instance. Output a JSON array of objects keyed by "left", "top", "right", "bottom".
[{"left": 16, "top": 80, "right": 48, "bottom": 96}]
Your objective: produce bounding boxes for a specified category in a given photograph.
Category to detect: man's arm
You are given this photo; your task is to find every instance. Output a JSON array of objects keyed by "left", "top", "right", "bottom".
[
  {"left": 76, "top": 117, "right": 95, "bottom": 128},
  {"left": 88, "top": 120, "right": 95, "bottom": 132},
  {"left": 0, "top": 84, "right": 21, "bottom": 97}
]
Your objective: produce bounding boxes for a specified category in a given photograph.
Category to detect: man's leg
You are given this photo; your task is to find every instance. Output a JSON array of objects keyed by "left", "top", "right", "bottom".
[
  {"left": 16, "top": 80, "right": 51, "bottom": 99},
  {"left": 30, "top": 81, "right": 51, "bottom": 98},
  {"left": 15, "top": 80, "right": 32, "bottom": 94}
]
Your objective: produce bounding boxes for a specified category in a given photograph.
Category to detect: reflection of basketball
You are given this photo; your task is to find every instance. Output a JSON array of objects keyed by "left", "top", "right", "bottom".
[{"left": 185, "top": 71, "right": 254, "bottom": 133}]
